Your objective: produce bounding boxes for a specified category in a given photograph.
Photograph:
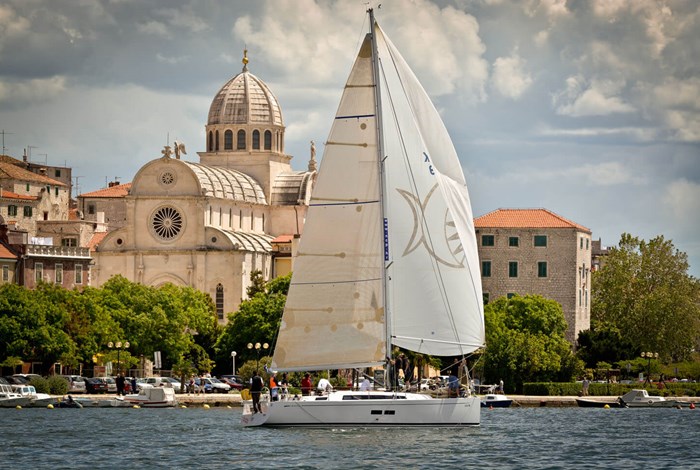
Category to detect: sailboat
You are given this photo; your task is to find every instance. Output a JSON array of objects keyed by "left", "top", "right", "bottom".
[{"left": 241, "top": 8, "right": 485, "bottom": 427}]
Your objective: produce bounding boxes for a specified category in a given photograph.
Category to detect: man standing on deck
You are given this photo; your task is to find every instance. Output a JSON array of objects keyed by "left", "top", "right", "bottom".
[{"left": 251, "top": 370, "right": 264, "bottom": 414}]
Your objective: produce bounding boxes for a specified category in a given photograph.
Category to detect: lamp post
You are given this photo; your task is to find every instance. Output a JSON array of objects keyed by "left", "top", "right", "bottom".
[
  {"left": 247, "top": 342, "right": 269, "bottom": 372},
  {"left": 640, "top": 351, "right": 658, "bottom": 385},
  {"left": 231, "top": 351, "right": 237, "bottom": 375},
  {"left": 108, "top": 340, "right": 130, "bottom": 375}
]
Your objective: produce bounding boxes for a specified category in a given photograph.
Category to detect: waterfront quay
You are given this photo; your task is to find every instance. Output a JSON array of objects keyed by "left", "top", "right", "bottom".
[{"left": 67, "top": 393, "right": 699, "bottom": 408}]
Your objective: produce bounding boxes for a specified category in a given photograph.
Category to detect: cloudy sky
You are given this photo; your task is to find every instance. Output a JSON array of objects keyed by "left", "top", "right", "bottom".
[{"left": 1, "top": 0, "right": 698, "bottom": 276}]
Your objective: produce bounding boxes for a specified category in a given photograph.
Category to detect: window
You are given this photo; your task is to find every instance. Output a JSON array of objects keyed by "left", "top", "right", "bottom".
[
  {"left": 482, "top": 293, "right": 489, "bottom": 305},
  {"left": 509, "top": 237, "right": 519, "bottom": 247},
  {"left": 481, "top": 235, "right": 494, "bottom": 247},
  {"left": 508, "top": 261, "right": 518, "bottom": 277},
  {"left": 26, "top": 183, "right": 30, "bottom": 191},
  {"left": 534, "top": 235, "right": 547, "bottom": 247},
  {"left": 586, "top": 239, "right": 589, "bottom": 250},
  {"left": 75, "top": 265, "right": 83, "bottom": 284},
  {"left": 55, "top": 187, "right": 59, "bottom": 196},
  {"left": 264, "top": 130, "right": 272, "bottom": 150},
  {"left": 35, "top": 262, "right": 43, "bottom": 283},
  {"left": 43, "top": 211, "right": 48, "bottom": 220},
  {"left": 55, "top": 169, "right": 61, "bottom": 177},
  {"left": 253, "top": 130, "right": 260, "bottom": 150},
  {"left": 55, "top": 263, "right": 63, "bottom": 284},
  {"left": 216, "top": 284, "right": 224, "bottom": 320},
  {"left": 2, "top": 265, "right": 8, "bottom": 282},
  {"left": 481, "top": 261, "right": 491, "bottom": 277},
  {"left": 88, "top": 204, "right": 95, "bottom": 215},
  {"left": 580, "top": 237, "right": 583, "bottom": 249},
  {"left": 224, "top": 130, "right": 233, "bottom": 150},
  {"left": 538, "top": 261, "right": 547, "bottom": 278},
  {"left": 507, "top": 293, "right": 516, "bottom": 299},
  {"left": 208, "top": 131, "right": 214, "bottom": 151},
  {"left": 8, "top": 205, "right": 17, "bottom": 216},
  {"left": 62, "top": 238, "right": 77, "bottom": 247},
  {"left": 216, "top": 130, "right": 220, "bottom": 151},
  {"left": 23, "top": 206, "right": 32, "bottom": 217},
  {"left": 237, "top": 130, "right": 246, "bottom": 150}
]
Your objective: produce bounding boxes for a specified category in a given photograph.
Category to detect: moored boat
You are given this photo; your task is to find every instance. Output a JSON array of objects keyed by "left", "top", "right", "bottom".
[
  {"left": 0, "top": 384, "right": 32, "bottom": 407},
  {"left": 575, "top": 397, "right": 625, "bottom": 408},
  {"left": 481, "top": 394, "right": 513, "bottom": 408},
  {"left": 619, "top": 389, "right": 683, "bottom": 408},
  {"left": 111, "top": 386, "right": 178, "bottom": 408}
]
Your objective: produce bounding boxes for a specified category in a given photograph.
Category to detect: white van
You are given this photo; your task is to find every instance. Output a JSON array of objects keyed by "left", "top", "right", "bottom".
[{"left": 142, "top": 377, "right": 182, "bottom": 392}]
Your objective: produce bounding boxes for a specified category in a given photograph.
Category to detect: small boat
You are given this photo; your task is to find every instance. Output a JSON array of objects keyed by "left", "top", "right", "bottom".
[
  {"left": 242, "top": 7, "right": 485, "bottom": 428},
  {"left": 0, "top": 384, "right": 32, "bottom": 407},
  {"left": 111, "top": 386, "right": 178, "bottom": 408},
  {"left": 56, "top": 395, "right": 83, "bottom": 408},
  {"left": 575, "top": 397, "right": 625, "bottom": 408},
  {"left": 13, "top": 385, "right": 57, "bottom": 407},
  {"left": 481, "top": 394, "right": 513, "bottom": 408},
  {"left": 619, "top": 389, "right": 683, "bottom": 408}
]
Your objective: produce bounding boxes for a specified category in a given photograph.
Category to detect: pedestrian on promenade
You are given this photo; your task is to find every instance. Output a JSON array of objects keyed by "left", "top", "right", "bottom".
[
  {"left": 116, "top": 374, "right": 125, "bottom": 395},
  {"left": 131, "top": 376, "right": 137, "bottom": 395},
  {"left": 499, "top": 379, "right": 504, "bottom": 394},
  {"left": 582, "top": 377, "right": 590, "bottom": 396}
]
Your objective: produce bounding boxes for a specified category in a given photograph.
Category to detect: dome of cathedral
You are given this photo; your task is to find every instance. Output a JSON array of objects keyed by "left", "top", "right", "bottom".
[{"left": 207, "top": 57, "right": 283, "bottom": 127}]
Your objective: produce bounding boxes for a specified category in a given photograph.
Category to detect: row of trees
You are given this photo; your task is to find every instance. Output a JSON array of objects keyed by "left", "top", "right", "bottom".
[
  {"left": 2, "top": 233, "right": 698, "bottom": 393},
  {"left": 0, "top": 276, "right": 220, "bottom": 376}
]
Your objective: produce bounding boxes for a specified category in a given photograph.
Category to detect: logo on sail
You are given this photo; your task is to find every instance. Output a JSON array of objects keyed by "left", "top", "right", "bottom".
[{"left": 397, "top": 184, "right": 466, "bottom": 268}]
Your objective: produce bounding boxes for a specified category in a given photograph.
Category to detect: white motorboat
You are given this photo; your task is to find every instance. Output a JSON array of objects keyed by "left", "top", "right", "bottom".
[
  {"left": 481, "top": 394, "right": 513, "bottom": 408},
  {"left": 242, "top": 8, "right": 485, "bottom": 427},
  {"left": 13, "top": 385, "right": 57, "bottom": 407},
  {"left": 620, "top": 389, "right": 683, "bottom": 408},
  {"left": 112, "top": 386, "right": 178, "bottom": 408},
  {"left": 0, "top": 384, "right": 32, "bottom": 407}
]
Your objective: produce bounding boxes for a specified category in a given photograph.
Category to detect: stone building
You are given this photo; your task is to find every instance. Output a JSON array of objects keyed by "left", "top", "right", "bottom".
[
  {"left": 475, "top": 208, "right": 592, "bottom": 343},
  {"left": 78, "top": 182, "right": 131, "bottom": 231},
  {"left": 91, "top": 55, "right": 315, "bottom": 322}
]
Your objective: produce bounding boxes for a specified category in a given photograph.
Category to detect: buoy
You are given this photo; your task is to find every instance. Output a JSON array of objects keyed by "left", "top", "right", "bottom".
[
  {"left": 227, "top": 405, "right": 232, "bottom": 409},
  {"left": 15, "top": 405, "right": 22, "bottom": 409},
  {"left": 133, "top": 405, "right": 140, "bottom": 409},
  {"left": 603, "top": 404, "right": 610, "bottom": 409},
  {"left": 180, "top": 404, "right": 187, "bottom": 408},
  {"left": 690, "top": 403, "right": 696, "bottom": 410},
  {"left": 203, "top": 404, "right": 210, "bottom": 409},
  {"left": 47, "top": 404, "right": 54, "bottom": 409},
  {"left": 489, "top": 405, "right": 494, "bottom": 410}
]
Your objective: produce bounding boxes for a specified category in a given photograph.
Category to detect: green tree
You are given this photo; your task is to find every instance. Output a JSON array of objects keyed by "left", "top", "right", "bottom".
[
  {"left": 591, "top": 233, "right": 700, "bottom": 361},
  {"left": 214, "top": 273, "right": 291, "bottom": 373},
  {"left": 483, "top": 294, "right": 583, "bottom": 392},
  {"left": 576, "top": 321, "right": 636, "bottom": 368}
]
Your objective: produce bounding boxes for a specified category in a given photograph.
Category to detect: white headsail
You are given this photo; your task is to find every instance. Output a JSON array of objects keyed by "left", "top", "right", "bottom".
[{"left": 272, "top": 17, "right": 484, "bottom": 372}]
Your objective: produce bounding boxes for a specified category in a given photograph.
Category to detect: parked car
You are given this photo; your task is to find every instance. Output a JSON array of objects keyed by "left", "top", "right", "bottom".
[
  {"left": 3, "top": 375, "right": 29, "bottom": 385},
  {"left": 141, "top": 377, "right": 183, "bottom": 392},
  {"left": 102, "top": 376, "right": 117, "bottom": 393},
  {"left": 59, "top": 375, "right": 86, "bottom": 394},
  {"left": 84, "top": 377, "right": 109, "bottom": 394},
  {"left": 194, "top": 377, "right": 231, "bottom": 393},
  {"left": 220, "top": 376, "right": 244, "bottom": 391}
]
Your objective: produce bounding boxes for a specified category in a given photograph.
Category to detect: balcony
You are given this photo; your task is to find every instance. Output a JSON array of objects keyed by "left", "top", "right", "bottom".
[{"left": 25, "top": 244, "right": 92, "bottom": 259}]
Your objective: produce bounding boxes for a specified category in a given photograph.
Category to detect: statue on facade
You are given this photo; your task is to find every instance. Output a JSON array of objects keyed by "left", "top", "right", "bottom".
[
  {"left": 308, "top": 140, "right": 317, "bottom": 172},
  {"left": 173, "top": 140, "right": 187, "bottom": 160}
]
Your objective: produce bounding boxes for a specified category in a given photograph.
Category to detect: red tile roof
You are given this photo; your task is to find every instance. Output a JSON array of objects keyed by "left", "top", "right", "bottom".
[
  {"left": 0, "top": 161, "right": 66, "bottom": 186},
  {"left": 475, "top": 208, "right": 590, "bottom": 232},
  {"left": 0, "top": 189, "right": 38, "bottom": 201},
  {"left": 88, "top": 231, "right": 109, "bottom": 251},
  {"left": 0, "top": 243, "right": 17, "bottom": 260},
  {"left": 80, "top": 183, "right": 131, "bottom": 198},
  {"left": 271, "top": 234, "right": 294, "bottom": 243}
]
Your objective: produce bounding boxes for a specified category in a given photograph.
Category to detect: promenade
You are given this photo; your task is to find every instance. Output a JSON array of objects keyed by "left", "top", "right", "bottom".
[{"left": 72, "top": 393, "right": 699, "bottom": 407}]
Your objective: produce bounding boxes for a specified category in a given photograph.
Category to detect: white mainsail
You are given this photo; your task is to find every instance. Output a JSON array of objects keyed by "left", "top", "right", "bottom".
[{"left": 272, "top": 18, "right": 484, "bottom": 372}]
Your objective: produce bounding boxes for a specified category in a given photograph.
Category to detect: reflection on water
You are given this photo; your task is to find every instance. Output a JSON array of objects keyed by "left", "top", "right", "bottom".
[{"left": 1, "top": 407, "right": 697, "bottom": 469}]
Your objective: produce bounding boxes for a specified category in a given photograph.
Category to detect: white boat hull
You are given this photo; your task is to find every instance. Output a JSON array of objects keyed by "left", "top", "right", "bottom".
[{"left": 241, "top": 392, "right": 480, "bottom": 427}]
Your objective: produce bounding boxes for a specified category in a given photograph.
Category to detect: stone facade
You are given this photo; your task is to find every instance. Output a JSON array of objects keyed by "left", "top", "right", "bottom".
[{"left": 475, "top": 209, "right": 592, "bottom": 344}]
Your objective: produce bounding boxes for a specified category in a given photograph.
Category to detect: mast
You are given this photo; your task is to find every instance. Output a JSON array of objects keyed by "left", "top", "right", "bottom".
[{"left": 368, "top": 9, "right": 393, "bottom": 374}]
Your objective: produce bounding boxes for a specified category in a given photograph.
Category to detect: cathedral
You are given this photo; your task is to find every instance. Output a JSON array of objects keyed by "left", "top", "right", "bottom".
[{"left": 90, "top": 53, "right": 316, "bottom": 322}]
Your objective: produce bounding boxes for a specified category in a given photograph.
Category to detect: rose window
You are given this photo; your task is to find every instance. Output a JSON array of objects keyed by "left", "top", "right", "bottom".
[{"left": 151, "top": 206, "right": 183, "bottom": 240}]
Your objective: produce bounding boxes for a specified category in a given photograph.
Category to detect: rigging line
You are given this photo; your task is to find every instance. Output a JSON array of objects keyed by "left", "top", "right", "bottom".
[{"left": 377, "top": 31, "right": 463, "bottom": 354}]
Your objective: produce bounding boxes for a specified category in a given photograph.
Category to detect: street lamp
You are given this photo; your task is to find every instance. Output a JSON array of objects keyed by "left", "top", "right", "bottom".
[
  {"left": 247, "top": 342, "right": 269, "bottom": 372},
  {"left": 231, "top": 351, "right": 237, "bottom": 375},
  {"left": 108, "top": 340, "right": 130, "bottom": 375},
  {"left": 640, "top": 351, "right": 658, "bottom": 385}
]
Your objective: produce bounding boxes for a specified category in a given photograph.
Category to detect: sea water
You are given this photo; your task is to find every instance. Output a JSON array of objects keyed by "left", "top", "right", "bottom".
[{"left": 0, "top": 406, "right": 697, "bottom": 469}]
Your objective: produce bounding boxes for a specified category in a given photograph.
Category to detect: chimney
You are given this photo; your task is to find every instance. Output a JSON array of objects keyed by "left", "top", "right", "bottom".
[{"left": 23, "top": 148, "right": 28, "bottom": 162}]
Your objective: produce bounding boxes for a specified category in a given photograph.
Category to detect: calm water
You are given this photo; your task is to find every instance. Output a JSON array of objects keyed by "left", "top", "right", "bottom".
[{"left": 0, "top": 406, "right": 697, "bottom": 469}]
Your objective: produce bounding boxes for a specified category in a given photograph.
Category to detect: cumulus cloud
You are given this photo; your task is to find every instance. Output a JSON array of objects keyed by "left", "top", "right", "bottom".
[
  {"left": 0, "top": 76, "right": 67, "bottom": 106},
  {"left": 554, "top": 76, "right": 635, "bottom": 116},
  {"left": 491, "top": 50, "right": 532, "bottom": 99}
]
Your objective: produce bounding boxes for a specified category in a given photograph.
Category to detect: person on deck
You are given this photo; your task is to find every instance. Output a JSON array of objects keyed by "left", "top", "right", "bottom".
[
  {"left": 251, "top": 370, "right": 264, "bottom": 414},
  {"left": 301, "top": 373, "right": 312, "bottom": 396}
]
